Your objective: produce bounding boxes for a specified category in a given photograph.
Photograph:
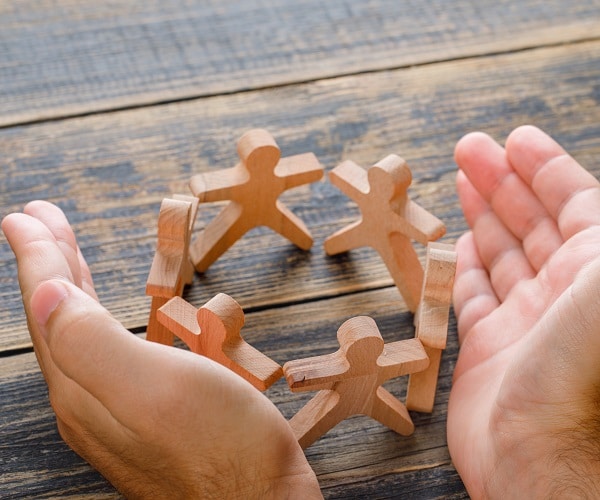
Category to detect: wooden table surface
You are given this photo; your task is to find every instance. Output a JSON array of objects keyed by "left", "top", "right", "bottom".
[{"left": 2, "top": 1, "right": 600, "bottom": 498}]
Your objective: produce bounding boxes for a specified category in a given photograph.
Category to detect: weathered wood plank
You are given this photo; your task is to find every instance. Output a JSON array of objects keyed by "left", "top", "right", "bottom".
[
  {"left": 1, "top": 0, "right": 599, "bottom": 126},
  {"left": 0, "top": 286, "right": 464, "bottom": 498},
  {"left": 2, "top": 41, "right": 600, "bottom": 351}
]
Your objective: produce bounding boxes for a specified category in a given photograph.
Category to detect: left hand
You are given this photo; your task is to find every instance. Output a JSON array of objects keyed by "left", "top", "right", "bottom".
[{"left": 3, "top": 201, "right": 321, "bottom": 499}]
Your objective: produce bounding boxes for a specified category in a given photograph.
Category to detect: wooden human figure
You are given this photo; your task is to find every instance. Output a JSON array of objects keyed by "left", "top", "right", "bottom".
[
  {"left": 146, "top": 195, "right": 199, "bottom": 345},
  {"left": 157, "top": 293, "right": 283, "bottom": 391},
  {"left": 406, "top": 242, "right": 457, "bottom": 413},
  {"left": 188, "top": 129, "right": 324, "bottom": 272},
  {"left": 283, "top": 316, "right": 430, "bottom": 449},
  {"left": 325, "top": 155, "right": 446, "bottom": 312}
]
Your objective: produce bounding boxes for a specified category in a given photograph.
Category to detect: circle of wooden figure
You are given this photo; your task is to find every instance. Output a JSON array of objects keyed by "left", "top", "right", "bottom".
[
  {"left": 325, "top": 154, "right": 446, "bottom": 312},
  {"left": 283, "top": 316, "right": 430, "bottom": 449},
  {"left": 188, "top": 129, "right": 324, "bottom": 272},
  {"left": 156, "top": 293, "right": 283, "bottom": 391},
  {"left": 146, "top": 195, "right": 199, "bottom": 345}
]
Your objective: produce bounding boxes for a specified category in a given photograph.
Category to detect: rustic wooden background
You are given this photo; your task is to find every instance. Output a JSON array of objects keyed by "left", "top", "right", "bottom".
[{"left": 1, "top": 0, "right": 600, "bottom": 497}]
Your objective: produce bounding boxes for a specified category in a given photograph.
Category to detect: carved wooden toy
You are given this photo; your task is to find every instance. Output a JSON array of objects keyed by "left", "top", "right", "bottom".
[
  {"left": 188, "top": 129, "right": 324, "bottom": 272},
  {"left": 157, "top": 293, "right": 283, "bottom": 391},
  {"left": 146, "top": 195, "right": 199, "bottom": 345},
  {"left": 325, "top": 155, "right": 446, "bottom": 312},
  {"left": 406, "top": 242, "right": 457, "bottom": 413},
  {"left": 282, "top": 316, "right": 430, "bottom": 449}
]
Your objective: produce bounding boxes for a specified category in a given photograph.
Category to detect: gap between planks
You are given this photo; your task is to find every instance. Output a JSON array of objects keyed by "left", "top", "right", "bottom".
[{"left": 2, "top": 37, "right": 599, "bottom": 130}]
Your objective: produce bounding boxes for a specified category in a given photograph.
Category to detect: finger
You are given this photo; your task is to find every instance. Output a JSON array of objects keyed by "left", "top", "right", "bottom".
[
  {"left": 455, "top": 131, "right": 563, "bottom": 271},
  {"left": 77, "top": 246, "right": 98, "bottom": 300},
  {"left": 2, "top": 212, "right": 80, "bottom": 377},
  {"left": 505, "top": 125, "right": 600, "bottom": 240},
  {"left": 34, "top": 279, "right": 240, "bottom": 437},
  {"left": 452, "top": 231, "right": 499, "bottom": 344},
  {"left": 29, "top": 279, "right": 164, "bottom": 481},
  {"left": 457, "top": 170, "right": 536, "bottom": 301},
  {"left": 22, "top": 200, "right": 98, "bottom": 299},
  {"left": 2, "top": 212, "right": 78, "bottom": 303},
  {"left": 31, "top": 278, "right": 149, "bottom": 435},
  {"left": 23, "top": 201, "right": 83, "bottom": 289}
]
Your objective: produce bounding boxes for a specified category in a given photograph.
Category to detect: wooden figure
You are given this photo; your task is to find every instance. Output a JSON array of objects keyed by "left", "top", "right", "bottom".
[
  {"left": 324, "top": 155, "right": 446, "bottom": 312},
  {"left": 188, "top": 129, "right": 324, "bottom": 272},
  {"left": 146, "top": 195, "right": 199, "bottom": 345},
  {"left": 157, "top": 293, "right": 283, "bottom": 391},
  {"left": 406, "top": 242, "right": 457, "bottom": 413},
  {"left": 282, "top": 316, "right": 429, "bottom": 449}
]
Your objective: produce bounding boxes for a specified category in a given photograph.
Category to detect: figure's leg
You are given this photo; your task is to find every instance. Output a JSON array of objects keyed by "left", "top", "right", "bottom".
[
  {"left": 370, "top": 386, "right": 414, "bottom": 435},
  {"left": 323, "top": 220, "right": 364, "bottom": 255},
  {"left": 406, "top": 346, "right": 442, "bottom": 413},
  {"left": 380, "top": 233, "right": 423, "bottom": 312},
  {"left": 289, "top": 390, "right": 345, "bottom": 449},
  {"left": 189, "top": 203, "right": 247, "bottom": 272},
  {"left": 266, "top": 200, "right": 313, "bottom": 250},
  {"left": 146, "top": 296, "right": 174, "bottom": 345},
  {"left": 182, "top": 258, "right": 195, "bottom": 286}
]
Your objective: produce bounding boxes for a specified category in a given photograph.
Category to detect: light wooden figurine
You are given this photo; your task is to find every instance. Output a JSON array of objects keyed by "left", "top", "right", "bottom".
[
  {"left": 325, "top": 155, "right": 446, "bottom": 312},
  {"left": 146, "top": 195, "right": 199, "bottom": 345},
  {"left": 406, "top": 242, "right": 457, "bottom": 413},
  {"left": 188, "top": 129, "right": 324, "bottom": 272},
  {"left": 157, "top": 293, "right": 283, "bottom": 391},
  {"left": 282, "top": 316, "right": 430, "bottom": 449}
]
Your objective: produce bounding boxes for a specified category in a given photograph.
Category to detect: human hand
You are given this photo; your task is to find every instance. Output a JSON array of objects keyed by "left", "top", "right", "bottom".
[
  {"left": 448, "top": 126, "right": 600, "bottom": 498},
  {"left": 2, "top": 201, "right": 321, "bottom": 499}
]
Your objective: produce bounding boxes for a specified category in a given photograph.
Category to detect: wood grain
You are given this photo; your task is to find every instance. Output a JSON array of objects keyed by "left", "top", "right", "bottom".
[
  {"left": 1, "top": 0, "right": 599, "bottom": 126},
  {"left": 2, "top": 41, "right": 600, "bottom": 352},
  {"left": 0, "top": 286, "right": 464, "bottom": 498},
  {"left": 2, "top": 2, "right": 599, "bottom": 497}
]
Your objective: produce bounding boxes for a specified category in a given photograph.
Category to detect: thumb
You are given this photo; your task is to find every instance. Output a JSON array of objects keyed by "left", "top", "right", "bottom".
[
  {"left": 29, "top": 279, "right": 223, "bottom": 430},
  {"left": 30, "top": 279, "right": 150, "bottom": 410},
  {"left": 30, "top": 279, "right": 71, "bottom": 334}
]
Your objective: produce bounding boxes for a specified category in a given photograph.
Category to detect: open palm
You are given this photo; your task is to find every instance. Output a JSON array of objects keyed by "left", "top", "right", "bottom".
[{"left": 448, "top": 126, "right": 600, "bottom": 498}]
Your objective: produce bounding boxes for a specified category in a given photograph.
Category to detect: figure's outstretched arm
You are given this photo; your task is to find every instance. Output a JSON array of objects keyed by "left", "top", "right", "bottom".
[
  {"left": 401, "top": 201, "right": 446, "bottom": 245},
  {"left": 376, "top": 337, "right": 429, "bottom": 381},
  {"left": 275, "top": 153, "right": 324, "bottom": 188},
  {"left": 329, "top": 160, "right": 370, "bottom": 201},
  {"left": 283, "top": 351, "right": 347, "bottom": 392},
  {"left": 221, "top": 340, "right": 283, "bottom": 391},
  {"left": 157, "top": 296, "right": 201, "bottom": 350},
  {"left": 323, "top": 219, "right": 364, "bottom": 255},
  {"left": 189, "top": 164, "right": 248, "bottom": 203}
]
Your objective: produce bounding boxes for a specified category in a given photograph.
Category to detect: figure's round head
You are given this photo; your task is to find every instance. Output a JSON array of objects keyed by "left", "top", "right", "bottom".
[
  {"left": 338, "top": 316, "right": 384, "bottom": 371},
  {"left": 368, "top": 154, "right": 412, "bottom": 200},
  {"left": 237, "top": 129, "right": 281, "bottom": 171},
  {"left": 197, "top": 293, "right": 245, "bottom": 343}
]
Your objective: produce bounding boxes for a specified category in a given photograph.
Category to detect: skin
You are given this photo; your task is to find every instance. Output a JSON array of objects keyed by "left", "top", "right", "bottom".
[
  {"left": 449, "top": 125, "right": 600, "bottom": 498},
  {"left": 1, "top": 202, "right": 321, "bottom": 499},
  {"left": 2, "top": 125, "right": 600, "bottom": 498}
]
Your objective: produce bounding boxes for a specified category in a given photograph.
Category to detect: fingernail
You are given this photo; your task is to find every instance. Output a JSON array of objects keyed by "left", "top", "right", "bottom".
[{"left": 30, "top": 280, "right": 69, "bottom": 336}]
